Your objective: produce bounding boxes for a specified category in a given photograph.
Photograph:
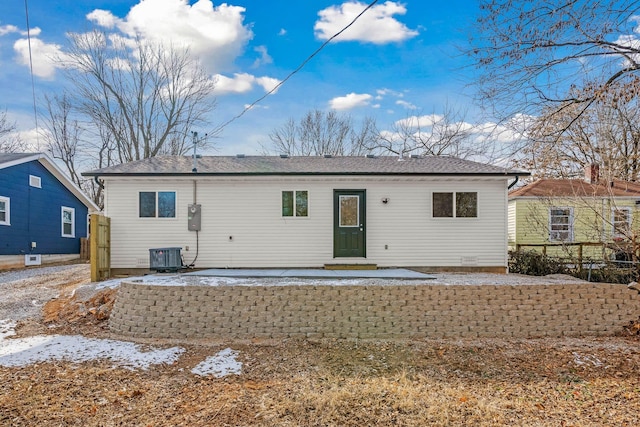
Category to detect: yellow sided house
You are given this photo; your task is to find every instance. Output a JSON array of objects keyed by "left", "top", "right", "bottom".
[
  {"left": 508, "top": 165, "right": 640, "bottom": 261},
  {"left": 83, "top": 155, "right": 528, "bottom": 275}
]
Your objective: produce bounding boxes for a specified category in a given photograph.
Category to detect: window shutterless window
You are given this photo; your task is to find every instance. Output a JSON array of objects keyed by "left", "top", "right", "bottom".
[
  {"left": 612, "top": 207, "right": 631, "bottom": 238},
  {"left": 549, "top": 207, "right": 573, "bottom": 241},
  {"left": 282, "top": 190, "right": 308, "bottom": 217},
  {"left": 432, "top": 192, "right": 477, "bottom": 218},
  {"left": 139, "top": 191, "right": 176, "bottom": 218},
  {"left": 61, "top": 206, "right": 75, "bottom": 238},
  {"left": 0, "top": 196, "right": 9, "bottom": 226}
]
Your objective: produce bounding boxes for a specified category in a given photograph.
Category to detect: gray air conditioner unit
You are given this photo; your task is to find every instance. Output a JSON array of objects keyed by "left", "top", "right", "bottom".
[{"left": 149, "top": 247, "right": 182, "bottom": 272}]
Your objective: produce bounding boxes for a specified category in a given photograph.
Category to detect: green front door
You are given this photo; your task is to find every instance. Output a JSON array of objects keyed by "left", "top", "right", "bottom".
[{"left": 334, "top": 190, "right": 366, "bottom": 258}]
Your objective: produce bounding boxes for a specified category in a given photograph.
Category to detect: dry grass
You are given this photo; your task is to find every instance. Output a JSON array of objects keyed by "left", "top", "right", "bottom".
[{"left": 1, "top": 335, "right": 639, "bottom": 426}]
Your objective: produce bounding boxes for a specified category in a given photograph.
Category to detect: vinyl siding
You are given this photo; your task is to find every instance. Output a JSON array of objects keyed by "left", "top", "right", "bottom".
[
  {"left": 103, "top": 175, "right": 510, "bottom": 269},
  {"left": 507, "top": 201, "right": 516, "bottom": 246},
  {"left": 0, "top": 160, "right": 89, "bottom": 255},
  {"left": 510, "top": 197, "right": 640, "bottom": 259}
]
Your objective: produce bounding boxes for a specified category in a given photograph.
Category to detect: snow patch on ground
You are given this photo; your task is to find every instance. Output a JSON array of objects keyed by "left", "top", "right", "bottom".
[
  {"left": 0, "top": 319, "right": 16, "bottom": 340},
  {"left": 573, "top": 352, "right": 607, "bottom": 368},
  {"left": 191, "top": 348, "right": 242, "bottom": 377},
  {"left": 0, "top": 320, "right": 241, "bottom": 376}
]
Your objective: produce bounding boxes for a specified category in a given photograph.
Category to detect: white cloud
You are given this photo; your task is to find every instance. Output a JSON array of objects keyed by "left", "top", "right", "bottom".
[
  {"left": 315, "top": 1, "right": 418, "bottom": 44},
  {"left": 278, "top": 28, "right": 287, "bottom": 36},
  {"left": 396, "top": 100, "right": 416, "bottom": 109},
  {"left": 13, "top": 37, "right": 65, "bottom": 79},
  {"left": 213, "top": 73, "right": 281, "bottom": 95},
  {"left": 329, "top": 92, "right": 373, "bottom": 110},
  {"left": 255, "top": 76, "right": 281, "bottom": 92},
  {"left": 86, "top": 9, "right": 121, "bottom": 29},
  {"left": 0, "top": 25, "right": 20, "bottom": 36},
  {"left": 88, "top": 0, "right": 254, "bottom": 73},
  {"left": 395, "top": 114, "right": 444, "bottom": 128},
  {"left": 252, "top": 45, "right": 273, "bottom": 68},
  {"left": 376, "top": 88, "right": 404, "bottom": 98}
]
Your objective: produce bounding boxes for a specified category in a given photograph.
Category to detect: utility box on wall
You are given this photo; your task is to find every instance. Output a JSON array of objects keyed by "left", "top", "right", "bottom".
[{"left": 188, "top": 204, "right": 201, "bottom": 231}]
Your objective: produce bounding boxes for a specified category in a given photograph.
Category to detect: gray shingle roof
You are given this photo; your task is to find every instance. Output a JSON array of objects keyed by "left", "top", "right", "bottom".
[
  {"left": 83, "top": 155, "right": 528, "bottom": 177},
  {"left": 0, "top": 153, "right": 38, "bottom": 166}
]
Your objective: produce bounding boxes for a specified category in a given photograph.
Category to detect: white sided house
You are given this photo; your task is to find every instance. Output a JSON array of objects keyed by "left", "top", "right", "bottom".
[{"left": 82, "top": 155, "right": 528, "bottom": 274}]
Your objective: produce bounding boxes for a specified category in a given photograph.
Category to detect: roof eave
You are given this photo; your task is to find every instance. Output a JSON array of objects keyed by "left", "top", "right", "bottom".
[{"left": 83, "top": 171, "right": 529, "bottom": 178}]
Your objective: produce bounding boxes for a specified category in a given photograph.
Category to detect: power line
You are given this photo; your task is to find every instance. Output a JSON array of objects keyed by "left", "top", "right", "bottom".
[
  {"left": 211, "top": 0, "right": 380, "bottom": 136},
  {"left": 24, "top": 0, "right": 40, "bottom": 148}
]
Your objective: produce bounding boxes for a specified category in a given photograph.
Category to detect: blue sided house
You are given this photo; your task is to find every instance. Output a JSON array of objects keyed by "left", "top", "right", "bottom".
[{"left": 0, "top": 153, "right": 99, "bottom": 269}]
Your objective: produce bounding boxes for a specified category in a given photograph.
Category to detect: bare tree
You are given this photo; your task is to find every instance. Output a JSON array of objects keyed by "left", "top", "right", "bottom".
[
  {"left": 520, "top": 85, "right": 640, "bottom": 181},
  {"left": 0, "top": 110, "right": 26, "bottom": 153},
  {"left": 41, "top": 92, "right": 125, "bottom": 208},
  {"left": 58, "top": 30, "right": 217, "bottom": 163},
  {"left": 264, "top": 109, "right": 377, "bottom": 156},
  {"left": 42, "top": 94, "right": 84, "bottom": 186},
  {"left": 471, "top": 0, "right": 640, "bottom": 133},
  {"left": 370, "top": 105, "right": 488, "bottom": 160}
]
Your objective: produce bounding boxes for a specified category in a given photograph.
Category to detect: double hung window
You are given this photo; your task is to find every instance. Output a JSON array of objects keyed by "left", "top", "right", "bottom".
[
  {"left": 62, "top": 206, "right": 75, "bottom": 237},
  {"left": 0, "top": 196, "right": 9, "bottom": 225},
  {"left": 549, "top": 207, "right": 573, "bottom": 241}
]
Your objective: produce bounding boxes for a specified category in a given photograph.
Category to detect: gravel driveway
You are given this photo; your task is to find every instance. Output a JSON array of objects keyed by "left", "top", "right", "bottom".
[{"left": 0, "top": 264, "right": 91, "bottom": 321}]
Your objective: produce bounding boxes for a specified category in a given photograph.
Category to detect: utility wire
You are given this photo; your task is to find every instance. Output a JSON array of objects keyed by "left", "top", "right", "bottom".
[
  {"left": 211, "top": 0, "right": 379, "bottom": 136},
  {"left": 24, "top": 0, "right": 40, "bottom": 148}
]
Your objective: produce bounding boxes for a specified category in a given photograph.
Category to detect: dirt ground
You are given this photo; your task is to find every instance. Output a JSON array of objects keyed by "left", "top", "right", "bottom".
[{"left": 1, "top": 264, "right": 640, "bottom": 426}]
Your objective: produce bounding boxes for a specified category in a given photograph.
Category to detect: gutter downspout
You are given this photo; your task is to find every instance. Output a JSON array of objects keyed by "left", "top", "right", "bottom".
[{"left": 508, "top": 175, "right": 519, "bottom": 190}]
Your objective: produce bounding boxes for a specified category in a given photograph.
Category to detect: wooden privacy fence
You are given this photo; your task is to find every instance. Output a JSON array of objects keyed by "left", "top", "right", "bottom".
[{"left": 90, "top": 214, "right": 111, "bottom": 282}]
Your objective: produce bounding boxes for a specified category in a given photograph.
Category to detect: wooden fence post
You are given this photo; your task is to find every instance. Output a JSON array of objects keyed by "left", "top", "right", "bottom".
[{"left": 90, "top": 213, "right": 111, "bottom": 282}]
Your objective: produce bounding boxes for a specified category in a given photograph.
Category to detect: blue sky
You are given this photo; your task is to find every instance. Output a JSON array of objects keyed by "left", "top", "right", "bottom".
[{"left": 0, "top": 0, "right": 481, "bottom": 155}]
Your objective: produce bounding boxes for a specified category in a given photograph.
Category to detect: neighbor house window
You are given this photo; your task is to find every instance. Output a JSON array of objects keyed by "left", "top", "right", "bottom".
[
  {"left": 0, "top": 196, "right": 9, "bottom": 226},
  {"left": 282, "top": 190, "right": 308, "bottom": 217},
  {"left": 29, "top": 175, "right": 41, "bottom": 188},
  {"left": 61, "top": 206, "right": 75, "bottom": 238},
  {"left": 549, "top": 207, "right": 573, "bottom": 241},
  {"left": 612, "top": 207, "right": 631, "bottom": 238},
  {"left": 139, "top": 191, "right": 176, "bottom": 218},
  {"left": 432, "top": 192, "right": 478, "bottom": 218}
]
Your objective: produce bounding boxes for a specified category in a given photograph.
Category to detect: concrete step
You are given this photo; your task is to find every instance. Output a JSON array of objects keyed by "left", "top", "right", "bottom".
[{"left": 324, "top": 263, "right": 378, "bottom": 270}]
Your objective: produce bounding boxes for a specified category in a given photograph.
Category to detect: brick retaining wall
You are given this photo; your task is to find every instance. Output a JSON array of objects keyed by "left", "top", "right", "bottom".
[{"left": 109, "top": 281, "right": 640, "bottom": 340}]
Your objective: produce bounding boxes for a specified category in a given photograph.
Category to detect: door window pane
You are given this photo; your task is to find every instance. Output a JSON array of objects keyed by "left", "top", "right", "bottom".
[{"left": 340, "top": 195, "right": 359, "bottom": 227}]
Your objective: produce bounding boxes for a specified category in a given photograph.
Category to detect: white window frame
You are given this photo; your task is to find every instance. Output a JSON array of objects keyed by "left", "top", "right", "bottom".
[
  {"left": 138, "top": 191, "right": 177, "bottom": 219},
  {"left": 61, "top": 206, "right": 75, "bottom": 238},
  {"left": 548, "top": 207, "right": 573, "bottom": 242},
  {"left": 0, "top": 196, "right": 10, "bottom": 226},
  {"left": 432, "top": 191, "right": 479, "bottom": 218},
  {"left": 29, "top": 175, "right": 41, "bottom": 188},
  {"left": 611, "top": 207, "right": 632, "bottom": 238},
  {"left": 281, "top": 190, "right": 309, "bottom": 218}
]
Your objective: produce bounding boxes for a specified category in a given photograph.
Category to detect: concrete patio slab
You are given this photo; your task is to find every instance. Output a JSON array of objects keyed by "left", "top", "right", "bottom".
[{"left": 184, "top": 268, "right": 435, "bottom": 280}]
